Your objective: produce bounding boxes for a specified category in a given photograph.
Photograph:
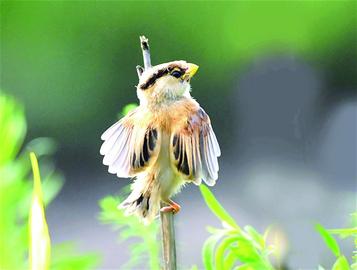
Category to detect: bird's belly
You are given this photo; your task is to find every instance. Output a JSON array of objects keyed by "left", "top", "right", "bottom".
[{"left": 156, "top": 132, "right": 184, "bottom": 200}]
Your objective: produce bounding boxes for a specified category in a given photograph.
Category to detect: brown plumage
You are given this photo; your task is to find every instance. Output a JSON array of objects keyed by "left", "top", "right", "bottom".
[{"left": 100, "top": 60, "right": 220, "bottom": 223}]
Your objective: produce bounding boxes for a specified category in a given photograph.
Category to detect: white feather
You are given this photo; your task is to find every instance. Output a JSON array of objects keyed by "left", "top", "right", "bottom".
[
  {"left": 103, "top": 127, "right": 127, "bottom": 165},
  {"left": 101, "top": 120, "right": 122, "bottom": 140}
]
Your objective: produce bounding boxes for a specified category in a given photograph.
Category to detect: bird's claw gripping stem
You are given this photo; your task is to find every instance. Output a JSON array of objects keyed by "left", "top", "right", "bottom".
[{"left": 160, "top": 200, "right": 181, "bottom": 214}]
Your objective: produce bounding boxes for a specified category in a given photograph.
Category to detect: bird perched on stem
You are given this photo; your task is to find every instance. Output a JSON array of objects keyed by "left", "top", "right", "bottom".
[{"left": 100, "top": 36, "right": 220, "bottom": 224}]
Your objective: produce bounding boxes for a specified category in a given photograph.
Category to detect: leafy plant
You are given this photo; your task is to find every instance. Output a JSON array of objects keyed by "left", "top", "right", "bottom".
[
  {"left": 99, "top": 191, "right": 160, "bottom": 270},
  {"left": 0, "top": 92, "right": 100, "bottom": 270},
  {"left": 199, "top": 185, "right": 277, "bottom": 270},
  {"left": 29, "top": 152, "right": 51, "bottom": 270},
  {"left": 98, "top": 164, "right": 355, "bottom": 270},
  {"left": 316, "top": 212, "right": 357, "bottom": 270}
]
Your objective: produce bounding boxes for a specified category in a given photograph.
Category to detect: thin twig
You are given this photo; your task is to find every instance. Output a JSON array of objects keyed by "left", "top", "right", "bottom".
[
  {"left": 160, "top": 203, "right": 177, "bottom": 270},
  {"left": 136, "top": 65, "right": 144, "bottom": 78},
  {"left": 138, "top": 35, "right": 177, "bottom": 270},
  {"left": 140, "top": 35, "right": 152, "bottom": 70}
]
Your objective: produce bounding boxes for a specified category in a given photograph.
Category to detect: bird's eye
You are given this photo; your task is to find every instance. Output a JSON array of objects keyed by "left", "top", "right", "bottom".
[{"left": 171, "top": 70, "right": 182, "bottom": 78}]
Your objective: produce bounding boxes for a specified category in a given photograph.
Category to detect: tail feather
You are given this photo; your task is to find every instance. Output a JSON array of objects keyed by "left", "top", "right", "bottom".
[{"left": 119, "top": 172, "right": 160, "bottom": 224}]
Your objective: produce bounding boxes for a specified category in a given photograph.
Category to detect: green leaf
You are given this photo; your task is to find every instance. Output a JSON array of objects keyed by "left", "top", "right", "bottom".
[
  {"left": 202, "top": 233, "right": 223, "bottom": 270},
  {"left": 51, "top": 243, "right": 100, "bottom": 270},
  {"left": 332, "top": 256, "right": 350, "bottom": 270},
  {"left": 244, "top": 225, "right": 265, "bottom": 250},
  {"left": 199, "top": 185, "right": 239, "bottom": 229},
  {"left": 223, "top": 251, "right": 237, "bottom": 270},
  {"left": 235, "top": 262, "right": 266, "bottom": 270},
  {"left": 0, "top": 93, "right": 99, "bottom": 270},
  {"left": 98, "top": 193, "right": 160, "bottom": 270},
  {"left": 316, "top": 223, "right": 341, "bottom": 257},
  {"left": 318, "top": 265, "right": 326, "bottom": 270},
  {"left": 0, "top": 93, "right": 27, "bottom": 165},
  {"left": 230, "top": 239, "right": 261, "bottom": 263},
  {"left": 41, "top": 174, "right": 64, "bottom": 206},
  {"left": 29, "top": 152, "right": 51, "bottom": 270},
  {"left": 328, "top": 228, "right": 357, "bottom": 239},
  {"left": 26, "top": 137, "right": 58, "bottom": 157},
  {"left": 215, "top": 236, "right": 241, "bottom": 270},
  {"left": 119, "top": 103, "right": 138, "bottom": 118}
]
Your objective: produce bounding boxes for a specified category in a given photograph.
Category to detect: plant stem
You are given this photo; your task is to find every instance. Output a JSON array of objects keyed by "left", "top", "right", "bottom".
[
  {"left": 138, "top": 36, "right": 177, "bottom": 270},
  {"left": 160, "top": 202, "right": 177, "bottom": 270},
  {"left": 140, "top": 35, "right": 152, "bottom": 70}
]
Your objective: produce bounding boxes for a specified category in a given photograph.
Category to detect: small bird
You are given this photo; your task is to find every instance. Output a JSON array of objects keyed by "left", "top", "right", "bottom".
[{"left": 100, "top": 38, "right": 220, "bottom": 224}]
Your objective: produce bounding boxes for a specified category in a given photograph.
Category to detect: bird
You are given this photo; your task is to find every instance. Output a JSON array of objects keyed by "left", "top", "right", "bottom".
[{"left": 100, "top": 42, "right": 220, "bottom": 224}]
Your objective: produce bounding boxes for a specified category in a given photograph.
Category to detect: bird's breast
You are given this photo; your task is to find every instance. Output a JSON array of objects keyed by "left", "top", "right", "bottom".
[
  {"left": 149, "top": 97, "right": 200, "bottom": 134},
  {"left": 155, "top": 131, "right": 183, "bottom": 199}
]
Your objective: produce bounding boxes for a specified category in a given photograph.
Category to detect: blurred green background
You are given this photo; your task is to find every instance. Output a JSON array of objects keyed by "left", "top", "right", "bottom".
[
  {"left": 1, "top": 1, "right": 356, "bottom": 269},
  {"left": 2, "top": 1, "right": 355, "bottom": 155}
]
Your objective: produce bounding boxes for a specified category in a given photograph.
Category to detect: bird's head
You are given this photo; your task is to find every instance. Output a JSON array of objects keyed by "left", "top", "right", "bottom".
[{"left": 137, "top": 60, "right": 199, "bottom": 105}]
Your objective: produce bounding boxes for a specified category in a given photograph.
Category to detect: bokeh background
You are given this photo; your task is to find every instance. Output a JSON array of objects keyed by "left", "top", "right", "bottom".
[{"left": 1, "top": 1, "right": 356, "bottom": 269}]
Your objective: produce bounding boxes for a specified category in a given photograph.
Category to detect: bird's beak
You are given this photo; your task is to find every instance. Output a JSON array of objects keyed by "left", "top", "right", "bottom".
[{"left": 186, "top": 63, "right": 199, "bottom": 78}]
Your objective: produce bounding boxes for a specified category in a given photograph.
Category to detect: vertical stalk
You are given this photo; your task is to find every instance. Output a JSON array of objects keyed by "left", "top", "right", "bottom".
[
  {"left": 139, "top": 35, "right": 152, "bottom": 70},
  {"left": 160, "top": 203, "right": 177, "bottom": 270},
  {"left": 138, "top": 36, "right": 177, "bottom": 270}
]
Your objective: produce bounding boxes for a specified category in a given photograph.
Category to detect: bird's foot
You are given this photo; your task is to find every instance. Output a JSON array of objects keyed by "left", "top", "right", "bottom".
[{"left": 160, "top": 200, "right": 181, "bottom": 214}]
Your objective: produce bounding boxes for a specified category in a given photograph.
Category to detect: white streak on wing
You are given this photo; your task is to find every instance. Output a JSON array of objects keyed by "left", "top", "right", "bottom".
[
  {"left": 101, "top": 120, "right": 122, "bottom": 140},
  {"left": 204, "top": 136, "right": 214, "bottom": 176},
  {"left": 100, "top": 125, "right": 124, "bottom": 155},
  {"left": 121, "top": 128, "right": 136, "bottom": 176},
  {"left": 186, "top": 136, "right": 193, "bottom": 176},
  {"left": 103, "top": 127, "right": 128, "bottom": 165},
  {"left": 210, "top": 129, "right": 221, "bottom": 157},
  {"left": 192, "top": 134, "right": 202, "bottom": 185},
  {"left": 208, "top": 131, "right": 219, "bottom": 173},
  {"left": 199, "top": 133, "right": 209, "bottom": 179},
  {"left": 201, "top": 134, "right": 215, "bottom": 186},
  {"left": 195, "top": 135, "right": 202, "bottom": 177},
  {"left": 108, "top": 129, "right": 133, "bottom": 176}
]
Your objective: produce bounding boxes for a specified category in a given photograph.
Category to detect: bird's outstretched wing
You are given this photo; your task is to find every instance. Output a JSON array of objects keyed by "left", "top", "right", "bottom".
[
  {"left": 100, "top": 108, "right": 160, "bottom": 178},
  {"left": 170, "top": 107, "right": 221, "bottom": 186}
]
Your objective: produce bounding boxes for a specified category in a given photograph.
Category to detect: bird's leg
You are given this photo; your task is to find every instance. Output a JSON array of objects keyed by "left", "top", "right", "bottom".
[{"left": 160, "top": 199, "right": 181, "bottom": 214}]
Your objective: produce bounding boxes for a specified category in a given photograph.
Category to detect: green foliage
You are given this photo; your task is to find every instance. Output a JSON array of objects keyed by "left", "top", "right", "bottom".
[
  {"left": 332, "top": 256, "right": 350, "bottom": 270},
  {"left": 316, "top": 213, "right": 357, "bottom": 270},
  {"left": 316, "top": 224, "right": 341, "bottom": 258},
  {"left": 199, "top": 185, "right": 276, "bottom": 270},
  {"left": 0, "top": 92, "right": 100, "bottom": 270},
  {"left": 29, "top": 152, "right": 51, "bottom": 270},
  {"left": 97, "top": 171, "right": 355, "bottom": 270},
  {"left": 200, "top": 184, "right": 356, "bottom": 270},
  {"left": 51, "top": 244, "right": 100, "bottom": 270},
  {"left": 200, "top": 184, "right": 239, "bottom": 230},
  {"left": 0, "top": 93, "right": 26, "bottom": 165},
  {"left": 98, "top": 192, "right": 160, "bottom": 270},
  {"left": 118, "top": 103, "right": 138, "bottom": 119}
]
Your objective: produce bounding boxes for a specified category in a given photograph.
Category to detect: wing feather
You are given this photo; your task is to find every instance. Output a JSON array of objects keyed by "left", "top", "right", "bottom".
[
  {"left": 101, "top": 120, "right": 123, "bottom": 140},
  {"left": 108, "top": 127, "right": 133, "bottom": 175},
  {"left": 103, "top": 127, "right": 128, "bottom": 165},
  {"left": 208, "top": 131, "right": 219, "bottom": 172},
  {"left": 100, "top": 108, "right": 160, "bottom": 178},
  {"left": 170, "top": 107, "right": 220, "bottom": 186}
]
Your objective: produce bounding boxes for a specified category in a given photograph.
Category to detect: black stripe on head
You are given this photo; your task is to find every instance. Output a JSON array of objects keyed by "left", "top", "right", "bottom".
[
  {"left": 139, "top": 63, "right": 186, "bottom": 90},
  {"left": 139, "top": 68, "right": 169, "bottom": 90}
]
